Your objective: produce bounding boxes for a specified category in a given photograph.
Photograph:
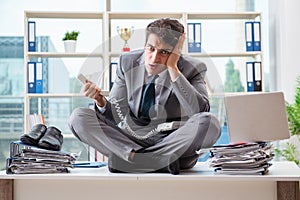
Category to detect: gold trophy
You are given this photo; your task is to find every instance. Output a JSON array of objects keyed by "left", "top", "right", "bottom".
[{"left": 117, "top": 26, "right": 134, "bottom": 52}]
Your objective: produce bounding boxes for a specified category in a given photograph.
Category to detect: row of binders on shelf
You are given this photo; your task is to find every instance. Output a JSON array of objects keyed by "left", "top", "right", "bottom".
[
  {"left": 28, "top": 21, "right": 260, "bottom": 54},
  {"left": 209, "top": 142, "right": 274, "bottom": 175},
  {"left": 246, "top": 61, "right": 262, "bottom": 92},
  {"left": 26, "top": 60, "right": 116, "bottom": 95},
  {"left": 187, "top": 23, "right": 202, "bottom": 53},
  {"left": 187, "top": 21, "right": 261, "bottom": 53},
  {"left": 27, "top": 61, "right": 43, "bottom": 93},
  {"left": 6, "top": 141, "right": 77, "bottom": 174},
  {"left": 245, "top": 21, "right": 261, "bottom": 52}
]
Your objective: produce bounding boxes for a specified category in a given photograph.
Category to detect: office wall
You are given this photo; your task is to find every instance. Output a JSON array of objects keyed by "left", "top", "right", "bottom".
[{"left": 270, "top": 0, "right": 300, "bottom": 103}]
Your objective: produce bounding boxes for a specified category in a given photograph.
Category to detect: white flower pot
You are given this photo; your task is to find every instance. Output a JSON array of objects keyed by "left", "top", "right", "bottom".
[{"left": 64, "top": 40, "right": 77, "bottom": 53}]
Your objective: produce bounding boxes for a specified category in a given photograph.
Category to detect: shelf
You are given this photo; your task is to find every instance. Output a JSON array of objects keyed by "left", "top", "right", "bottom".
[
  {"left": 26, "top": 93, "right": 85, "bottom": 98},
  {"left": 27, "top": 52, "right": 103, "bottom": 58},
  {"left": 107, "top": 12, "right": 261, "bottom": 20},
  {"left": 107, "top": 12, "right": 183, "bottom": 20},
  {"left": 187, "top": 12, "right": 261, "bottom": 20},
  {"left": 109, "top": 52, "right": 128, "bottom": 57},
  {"left": 26, "top": 92, "right": 110, "bottom": 98},
  {"left": 0, "top": 96, "right": 23, "bottom": 99},
  {"left": 25, "top": 11, "right": 104, "bottom": 19},
  {"left": 189, "top": 52, "right": 262, "bottom": 57}
]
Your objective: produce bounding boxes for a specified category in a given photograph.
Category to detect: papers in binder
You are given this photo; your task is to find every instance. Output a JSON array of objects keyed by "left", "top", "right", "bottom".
[
  {"left": 27, "top": 62, "right": 36, "bottom": 93},
  {"left": 209, "top": 142, "right": 274, "bottom": 175},
  {"left": 246, "top": 61, "right": 262, "bottom": 92},
  {"left": 245, "top": 22, "right": 254, "bottom": 51},
  {"left": 253, "top": 21, "right": 261, "bottom": 51},
  {"left": 6, "top": 141, "right": 77, "bottom": 174},
  {"left": 245, "top": 21, "right": 261, "bottom": 52},
  {"left": 187, "top": 23, "right": 201, "bottom": 52},
  {"left": 35, "top": 62, "right": 43, "bottom": 93},
  {"left": 28, "top": 21, "right": 36, "bottom": 52},
  {"left": 246, "top": 62, "right": 254, "bottom": 92},
  {"left": 254, "top": 62, "right": 262, "bottom": 91}
]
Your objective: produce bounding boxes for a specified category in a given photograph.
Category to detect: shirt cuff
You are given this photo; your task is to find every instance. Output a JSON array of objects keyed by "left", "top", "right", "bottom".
[{"left": 95, "top": 101, "right": 107, "bottom": 114}]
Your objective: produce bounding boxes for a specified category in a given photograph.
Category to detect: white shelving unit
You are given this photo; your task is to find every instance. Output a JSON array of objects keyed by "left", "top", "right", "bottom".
[
  {"left": 105, "top": 12, "right": 262, "bottom": 56},
  {"left": 23, "top": 11, "right": 105, "bottom": 132},
  {"left": 23, "top": 10, "right": 263, "bottom": 132}
]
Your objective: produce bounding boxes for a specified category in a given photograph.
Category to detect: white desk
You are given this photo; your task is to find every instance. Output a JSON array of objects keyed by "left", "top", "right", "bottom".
[{"left": 0, "top": 161, "right": 299, "bottom": 200}]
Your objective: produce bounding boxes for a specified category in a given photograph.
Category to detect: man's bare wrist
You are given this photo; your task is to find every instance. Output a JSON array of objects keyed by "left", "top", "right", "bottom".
[{"left": 95, "top": 95, "right": 106, "bottom": 107}]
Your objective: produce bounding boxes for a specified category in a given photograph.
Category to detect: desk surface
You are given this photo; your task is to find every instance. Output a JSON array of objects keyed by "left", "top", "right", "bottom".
[{"left": 1, "top": 161, "right": 300, "bottom": 181}]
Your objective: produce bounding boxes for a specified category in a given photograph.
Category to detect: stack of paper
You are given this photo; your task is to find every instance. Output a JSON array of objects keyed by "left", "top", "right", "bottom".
[
  {"left": 209, "top": 142, "right": 274, "bottom": 175},
  {"left": 6, "top": 141, "right": 77, "bottom": 174}
]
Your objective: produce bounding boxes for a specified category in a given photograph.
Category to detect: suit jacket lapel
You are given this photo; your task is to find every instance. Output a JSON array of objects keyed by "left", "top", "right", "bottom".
[{"left": 129, "top": 54, "right": 184, "bottom": 117}]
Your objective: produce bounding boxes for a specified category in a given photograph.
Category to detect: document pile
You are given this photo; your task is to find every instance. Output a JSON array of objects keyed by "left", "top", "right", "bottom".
[
  {"left": 6, "top": 141, "right": 77, "bottom": 174},
  {"left": 209, "top": 142, "right": 274, "bottom": 175}
]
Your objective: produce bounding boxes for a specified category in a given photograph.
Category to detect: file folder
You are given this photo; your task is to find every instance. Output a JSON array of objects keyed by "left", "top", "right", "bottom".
[
  {"left": 35, "top": 62, "right": 43, "bottom": 93},
  {"left": 245, "top": 22, "right": 254, "bottom": 51},
  {"left": 253, "top": 21, "right": 261, "bottom": 51},
  {"left": 254, "top": 62, "right": 262, "bottom": 91},
  {"left": 188, "top": 23, "right": 194, "bottom": 51},
  {"left": 28, "top": 21, "right": 36, "bottom": 52},
  {"left": 109, "top": 62, "right": 118, "bottom": 90},
  {"left": 72, "top": 161, "right": 106, "bottom": 168},
  {"left": 187, "top": 23, "right": 201, "bottom": 52},
  {"left": 27, "top": 62, "right": 36, "bottom": 93},
  {"left": 246, "top": 62, "right": 254, "bottom": 92}
]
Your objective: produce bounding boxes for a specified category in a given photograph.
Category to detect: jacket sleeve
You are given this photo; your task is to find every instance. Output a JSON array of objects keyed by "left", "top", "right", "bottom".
[
  {"left": 94, "top": 54, "right": 129, "bottom": 125},
  {"left": 171, "top": 60, "right": 210, "bottom": 117}
]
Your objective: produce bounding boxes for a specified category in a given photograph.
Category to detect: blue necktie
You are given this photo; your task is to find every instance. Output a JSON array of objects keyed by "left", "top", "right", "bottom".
[{"left": 140, "top": 75, "right": 158, "bottom": 118}]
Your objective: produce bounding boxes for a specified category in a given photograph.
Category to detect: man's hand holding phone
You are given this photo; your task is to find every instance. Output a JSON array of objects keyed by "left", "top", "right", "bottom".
[{"left": 77, "top": 73, "right": 106, "bottom": 107}]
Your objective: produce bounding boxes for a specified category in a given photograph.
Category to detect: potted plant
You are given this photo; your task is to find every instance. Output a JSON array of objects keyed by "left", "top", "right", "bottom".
[
  {"left": 62, "top": 31, "right": 80, "bottom": 53},
  {"left": 275, "top": 76, "right": 300, "bottom": 166}
]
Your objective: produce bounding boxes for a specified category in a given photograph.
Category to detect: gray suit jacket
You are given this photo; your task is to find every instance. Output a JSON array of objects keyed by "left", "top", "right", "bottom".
[{"left": 96, "top": 49, "right": 209, "bottom": 137}]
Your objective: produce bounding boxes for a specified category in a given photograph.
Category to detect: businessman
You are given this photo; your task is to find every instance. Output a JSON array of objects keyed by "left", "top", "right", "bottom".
[{"left": 68, "top": 18, "right": 221, "bottom": 174}]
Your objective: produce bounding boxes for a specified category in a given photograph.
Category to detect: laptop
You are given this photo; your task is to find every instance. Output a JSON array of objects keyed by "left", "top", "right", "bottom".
[{"left": 224, "top": 91, "right": 290, "bottom": 143}]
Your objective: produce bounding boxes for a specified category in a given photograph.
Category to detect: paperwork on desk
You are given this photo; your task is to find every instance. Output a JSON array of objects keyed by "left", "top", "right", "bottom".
[
  {"left": 6, "top": 141, "right": 77, "bottom": 174},
  {"left": 208, "top": 142, "right": 274, "bottom": 175}
]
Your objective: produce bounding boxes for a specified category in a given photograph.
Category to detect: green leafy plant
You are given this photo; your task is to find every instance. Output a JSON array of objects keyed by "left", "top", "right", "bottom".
[
  {"left": 286, "top": 76, "right": 300, "bottom": 136},
  {"left": 62, "top": 31, "right": 80, "bottom": 41},
  {"left": 276, "top": 76, "right": 300, "bottom": 166},
  {"left": 275, "top": 143, "right": 299, "bottom": 166}
]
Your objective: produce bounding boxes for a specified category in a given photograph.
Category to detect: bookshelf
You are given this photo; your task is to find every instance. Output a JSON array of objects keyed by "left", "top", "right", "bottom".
[
  {"left": 23, "top": 10, "right": 263, "bottom": 132},
  {"left": 23, "top": 11, "right": 105, "bottom": 132}
]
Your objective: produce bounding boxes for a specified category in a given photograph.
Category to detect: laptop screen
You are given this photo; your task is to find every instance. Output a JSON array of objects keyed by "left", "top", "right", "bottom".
[{"left": 224, "top": 92, "right": 290, "bottom": 143}]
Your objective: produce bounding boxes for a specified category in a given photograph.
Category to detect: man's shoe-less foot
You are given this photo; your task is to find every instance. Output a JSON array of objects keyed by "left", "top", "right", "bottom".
[
  {"left": 108, "top": 154, "right": 137, "bottom": 173},
  {"left": 108, "top": 154, "right": 167, "bottom": 174},
  {"left": 132, "top": 152, "right": 181, "bottom": 175},
  {"left": 154, "top": 154, "right": 180, "bottom": 175}
]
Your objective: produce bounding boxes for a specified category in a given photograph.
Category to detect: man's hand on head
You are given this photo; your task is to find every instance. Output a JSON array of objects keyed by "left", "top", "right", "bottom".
[{"left": 167, "top": 33, "right": 186, "bottom": 81}]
